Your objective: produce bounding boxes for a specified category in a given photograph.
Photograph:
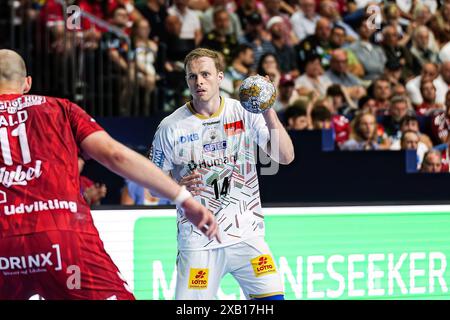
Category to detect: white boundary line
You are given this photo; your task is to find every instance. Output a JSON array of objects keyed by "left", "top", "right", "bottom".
[{"left": 93, "top": 204, "right": 450, "bottom": 218}]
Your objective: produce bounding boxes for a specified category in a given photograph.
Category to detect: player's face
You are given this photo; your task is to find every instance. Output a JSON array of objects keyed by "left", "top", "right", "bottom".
[{"left": 186, "top": 57, "right": 224, "bottom": 102}]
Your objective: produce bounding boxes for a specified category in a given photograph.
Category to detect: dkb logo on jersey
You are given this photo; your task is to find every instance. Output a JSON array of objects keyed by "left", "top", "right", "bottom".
[
  {"left": 188, "top": 268, "right": 209, "bottom": 289},
  {"left": 179, "top": 133, "right": 199, "bottom": 144},
  {"left": 251, "top": 255, "right": 276, "bottom": 277}
]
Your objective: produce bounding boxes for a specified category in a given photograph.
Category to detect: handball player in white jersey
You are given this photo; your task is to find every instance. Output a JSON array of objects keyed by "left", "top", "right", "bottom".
[{"left": 150, "top": 48, "right": 295, "bottom": 300}]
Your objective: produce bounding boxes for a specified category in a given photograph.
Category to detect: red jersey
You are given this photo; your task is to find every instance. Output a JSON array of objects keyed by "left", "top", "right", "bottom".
[
  {"left": 332, "top": 114, "right": 350, "bottom": 146},
  {"left": 0, "top": 94, "right": 134, "bottom": 299},
  {"left": 430, "top": 110, "right": 450, "bottom": 145},
  {"left": 78, "top": 0, "right": 118, "bottom": 32},
  {"left": 0, "top": 94, "right": 103, "bottom": 238}
]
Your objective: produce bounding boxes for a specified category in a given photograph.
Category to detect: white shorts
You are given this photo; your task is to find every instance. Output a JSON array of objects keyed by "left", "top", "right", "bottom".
[{"left": 175, "top": 236, "right": 284, "bottom": 300}]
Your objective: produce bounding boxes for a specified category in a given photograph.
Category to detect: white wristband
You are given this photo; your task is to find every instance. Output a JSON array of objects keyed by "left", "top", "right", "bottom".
[{"left": 174, "top": 185, "right": 192, "bottom": 206}]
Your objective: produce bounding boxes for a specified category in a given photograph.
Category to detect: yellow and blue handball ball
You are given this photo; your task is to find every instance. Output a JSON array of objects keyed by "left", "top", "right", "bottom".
[{"left": 239, "top": 75, "right": 277, "bottom": 114}]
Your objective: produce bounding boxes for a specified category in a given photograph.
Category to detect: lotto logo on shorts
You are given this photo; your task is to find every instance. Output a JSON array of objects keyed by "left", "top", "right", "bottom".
[
  {"left": 251, "top": 255, "right": 276, "bottom": 277},
  {"left": 188, "top": 268, "right": 209, "bottom": 289}
]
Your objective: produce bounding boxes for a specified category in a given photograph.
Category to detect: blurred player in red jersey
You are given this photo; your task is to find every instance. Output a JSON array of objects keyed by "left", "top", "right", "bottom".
[{"left": 0, "top": 49, "right": 219, "bottom": 300}]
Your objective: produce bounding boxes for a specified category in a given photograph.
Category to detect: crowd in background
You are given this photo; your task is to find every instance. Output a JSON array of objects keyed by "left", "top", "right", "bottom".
[{"left": 2, "top": 0, "right": 450, "bottom": 205}]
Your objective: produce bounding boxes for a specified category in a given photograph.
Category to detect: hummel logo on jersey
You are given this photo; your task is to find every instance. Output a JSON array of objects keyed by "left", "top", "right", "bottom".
[{"left": 202, "top": 120, "right": 220, "bottom": 126}]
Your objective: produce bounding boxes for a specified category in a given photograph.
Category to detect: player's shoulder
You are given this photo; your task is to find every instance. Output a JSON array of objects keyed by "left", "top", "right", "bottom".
[
  {"left": 158, "top": 104, "right": 192, "bottom": 127},
  {"left": 223, "top": 96, "right": 241, "bottom": 109},
  {"left": 222, "top": 96, "right": 263, "bottom": 125},
  {"left": 222, "top": 97, "right": 246, "bottom": 117}
]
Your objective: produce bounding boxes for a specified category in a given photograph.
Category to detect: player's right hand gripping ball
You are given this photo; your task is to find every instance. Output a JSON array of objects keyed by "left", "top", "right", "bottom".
[{"left": 239, "top": 75, "right": 277, "bottom": 114}]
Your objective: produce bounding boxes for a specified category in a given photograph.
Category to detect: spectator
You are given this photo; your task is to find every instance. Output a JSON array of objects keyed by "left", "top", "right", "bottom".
[
  {"left": 405, "top": 62, "right": 448, "bottom": 106},
  {"left": 441, "top": 61, "right": 450, "bottom": 88},
  {"left": 411, "top": 3, "right": 433, "bottom": 27},
  {"left": 201, "top": 8, "right": 239, "bottom": 65},
  {"left": 39, "top": 0, "right": 73, "bottom": 53},
  {"left": 415, "top": 80, "right": 444, "bottom": 116},
  {"left": 403, "top": 114, "right": 433, "bottom": 148},
  {"left": 420, "top": 149, "right": 443, "bottom": 173},
  {"left": 131, "top": 18, "right": 158, "bottom": 115},
  {"left": 324, "top": 49, "right": 366, "bottom": 100},
  {"left": 284, "top": 102, "right": 309, "bottom": 130},
  {"left": 370, "top": 77, "right": 393, "bottom": 115},
  {"left": 101, "top": 6, "right": 135, "bottom": 116},
  {"left": 318, "top": 0, "right": 360, "bottom": 42},
  {"left": 257, "top": 52, "right": 281, "bottom": 87},
  {"left": 340, "top": 111, "right": 380, "bottom": 150},
  {"left": 310, "top": 104, "right": 332, "bottom": 130},
  {"left": 410, "top": 26, "right": 439, "bottom": 68},
  {"left": 295, "top": 17, "right": 333, "bottom": 72},
  {"left": 273, "top": 74, "right": 298, "bottom": 112},
  {"left": 290, "top": 0, "right": 321, "bottom": 42},
  {"left": 78, "top": 0, "right": 116, "bottom": 39},
  {"left": 267, "top": 16, "right": 298, "bottom": 76},
  {"left": 383, "top": 60, "right": 404, "bottom": 87},
  {"left": 295, "top": 54, "right": 332, "bottom": 99},
  {"left": 201, "top": 0, "right": 243, "bottom": 39},
  {"left": 326, "top": 84, "right": 357, "bottom": 118},
  {"left": 321, "top": 86, "right": 353, "bottom": 145},
  {"left": 135, "top": 0, "right": 169, "bottom": 43},
  {"left": 393, "top": 83, "right": 408, "bottom": 98},
  {"left": 358, "top": 95, "right": 378, "bottom": 115},
  {"left": 390, "top": 115, "right": 431, "bottom": 161},
  {"left": 382, "top": 95, "right": 414, "bottom": 141},
  {"left": 258, "top": 0, "right": 296, "bottom": 45},
  {"left": 400, "top": 130, "right": 423, "bottom": 169},
  {"left": 121, "top": 179, "right": 169, "bottom": 205},
  {"left": 381, "top": 3, "right": 412, "bottom": 47},
  {"left": 221, "top": 44, "right": 255, "bottom": 97},
  {"left": 236, "top": 0, "right": 259, "bottom": 31},
  {"left": 428, "top": 0, "right": 450, "bottom": 46},
  {"left": 78, "top": 157, "right": 107, "bottom": 206},
  {"left": 328, "top": 26, "right": 365, "bottom": 78},
  {"left": 239, "top": 12, "right": 275, "bottom": 68},
  {"left": 163, "top": 14, "right": 191, "bottom": 109},
  {"left": 168, "top": 0, "right": 202, "bottom": 46},
  {"left": 348, "top": 18, "right": 387, "bottom": 81},
  {"left": 439, "top": 41, "right": 450, "bottom": 62},
  {"left": 429, "top": 90, "right": 450, "bottom": 145},
  {"left": 382, "top": 25, "right": 419, "bottom": 79}
]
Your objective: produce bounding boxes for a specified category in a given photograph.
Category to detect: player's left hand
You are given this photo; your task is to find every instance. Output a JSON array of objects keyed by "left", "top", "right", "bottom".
[{"left": 179, "top": 172, "right": 205, "bottom": 196}]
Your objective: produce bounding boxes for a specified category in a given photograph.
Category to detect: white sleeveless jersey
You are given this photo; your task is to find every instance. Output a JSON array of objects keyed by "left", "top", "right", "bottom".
[{"left": 150, "top": 97, "right": 270, "bottom": 250}]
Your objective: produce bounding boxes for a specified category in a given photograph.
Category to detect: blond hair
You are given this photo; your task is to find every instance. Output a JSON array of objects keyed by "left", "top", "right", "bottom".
[
  {"left": 184, "top": 48, "right": 225, "bottom": 73},
  {"left": 351, "top": 110, "right": 378, "bottom": 143}
]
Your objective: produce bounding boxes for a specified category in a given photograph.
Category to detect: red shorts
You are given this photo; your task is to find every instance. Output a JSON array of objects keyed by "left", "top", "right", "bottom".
[{"left": 0, "top": 230, "right": 135, "bottom": 300}]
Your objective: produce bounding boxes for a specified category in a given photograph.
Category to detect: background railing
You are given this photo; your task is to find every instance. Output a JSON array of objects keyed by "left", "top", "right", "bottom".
[{"left": 3, "top": 0, "right": 162, "bottom": 117}]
